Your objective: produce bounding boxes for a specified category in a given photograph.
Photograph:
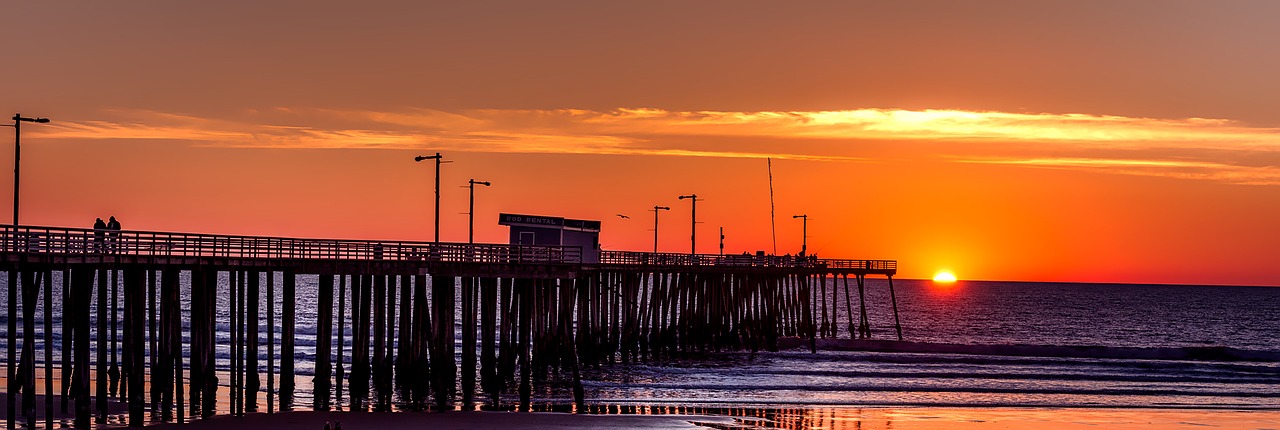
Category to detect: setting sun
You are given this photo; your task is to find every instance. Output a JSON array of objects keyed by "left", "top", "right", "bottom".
[{"left": 933, "top": 271, "right": 958, "bottom": 283}]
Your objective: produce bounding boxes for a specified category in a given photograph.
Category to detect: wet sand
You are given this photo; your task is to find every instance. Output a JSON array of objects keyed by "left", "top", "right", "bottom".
[
  {"left": 146, "top": 410, "right": 731, "bottom": 430},
  {"left": 137, "top": 407, "right": 1280, "bottom": 430}
]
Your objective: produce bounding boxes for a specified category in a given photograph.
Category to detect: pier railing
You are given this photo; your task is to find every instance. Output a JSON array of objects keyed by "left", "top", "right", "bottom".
[
  {"left": 0, "top": 225, "right": 582, "bottom": 264},
  {"left": 599, "top": 250, "right": 896, "bottom": 271}
]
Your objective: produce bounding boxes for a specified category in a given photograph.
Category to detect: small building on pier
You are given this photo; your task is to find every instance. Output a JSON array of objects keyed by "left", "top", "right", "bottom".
[{"left": 498, "top": 213, "right": 601, "bottom": 263}]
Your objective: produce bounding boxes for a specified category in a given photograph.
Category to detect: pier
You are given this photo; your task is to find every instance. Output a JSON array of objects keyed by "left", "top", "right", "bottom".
[{"left": 0, "top": 224, "right": 897, "bottom": 428}]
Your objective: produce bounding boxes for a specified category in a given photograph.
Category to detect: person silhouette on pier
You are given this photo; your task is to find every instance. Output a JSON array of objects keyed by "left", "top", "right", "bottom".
[
  {"left": 107, "top": 216, "right": 121, "bottom": 253},
  {"left": 93, "top": 218, "right": 107, "bottom": 253}
]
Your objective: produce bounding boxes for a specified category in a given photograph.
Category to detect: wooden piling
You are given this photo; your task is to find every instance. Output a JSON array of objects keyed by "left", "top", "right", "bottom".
[
  {"left": 461, "top": 277, "right": 478, "bottom": 406},
  {"left": 61, "top": 268, "right": 73, "bottom": 415},
  {"left": 125, "top": 268, "right": 146, "bottom": 426},
  {"left": 6, "top": 268, "right": 14, "bottom": 430},
  {"left": 351, "top": 274, "right": 371, "bottom": 410},
  {"left": 229, "top": 270, "right": 240, "bottom": 416},
  {"left": 160, "top": 269, "right": 181, "bottom": 422},
  {"left": 315, "top": 274, "right": 334, "bottom": 411},
  {"left": 247, "top": 271, "right": 260, "bottom": 412},
  {"left": 410, "top": 274, "right": 430, "bottom": 407},
  {"left": 201, "top": 269, "right": 218, "bottom": 418},
  {"left": 109, "top": 269, "right": 120, "bottom": 400},
  {"left": 71, "top": 268, "right": 93, "bottom": 428},
  {"left": 335, "top": 274, "right": 346, "bottom": 409},
  {"left": 841, "top": 275, "right": 855, "bottom": 339},
  {"left": 499, "top": 278, "right": 516, "bottom": 387},
  {"left": 148, "top": 269, "right": 159, "bottom": 414},
  {"left": 888, "top": 275, "right": 902, "bottom": 341},
  {"left": 384, "top": 276, "right": 397, "bottom": 408},
  {"left": 857, "top": 274, "right": 870, "bottom": 339},
  {"left": 281, "top": 270, "right": 296, "bottom": 408},
  {"left": 96, "top": 267, "right": 108, "bottom": 420},
  {"left": 19, "top": 270, "right": 36, "bottom": 428},
  {"left": 187, "top": 269, "right": 202, "bottom": 419},
  {"left": 479, "top": 277, "right": 498, "bottom": 406},
  {"left": 44, "top": 269, "right": 54, "bottom": 430},
  {"left": 267, "top": 270, "right": 275, "bottom": 414},
  {"left": 372, "top": 274, "right": 386, "bottom": 410},
  {"left": 396, "top": 275, "right": 412, "bottom": 390},
  {"left": 516, "top": 278, "right": 533, "bottom": 412},
  {"left": 431, "top": 275, "right": 457, "bottom": 410}
]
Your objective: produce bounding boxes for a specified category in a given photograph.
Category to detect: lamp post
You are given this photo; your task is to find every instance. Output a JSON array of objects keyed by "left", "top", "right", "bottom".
[
  {"left": 651, "top": 205, "right": 669, "bottom": 253},
  {"left": 678, "top": 194, "right": 698, "bottom": 254},
  {"left": 467, "top": 179, "right": 490, "bottom": 244},
  {"left": 414, "top": 153, "right": 445, "bottom": 242},
  {"left": 793, "top": 214, "right": 808, "bottom": 256},
  {"left": 8, "top": 114, "right": 50, "bottom": 226}
]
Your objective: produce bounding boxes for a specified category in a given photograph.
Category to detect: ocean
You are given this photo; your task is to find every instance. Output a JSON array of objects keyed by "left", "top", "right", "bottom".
[
  {"left": 2, "top": 275, "right": 1278, "bottom": 416},
  {"left": 581, "top": 279, "right": 1280, "bottom": 409}
]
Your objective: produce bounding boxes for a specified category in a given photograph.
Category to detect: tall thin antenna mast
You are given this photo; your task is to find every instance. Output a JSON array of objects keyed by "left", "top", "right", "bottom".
[{"left": 768, "top": 158, "right": 777, "bottom": 255}]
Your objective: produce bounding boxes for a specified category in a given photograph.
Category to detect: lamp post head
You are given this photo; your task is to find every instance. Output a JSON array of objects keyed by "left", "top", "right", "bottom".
[
  {"left": 793, "top": 214, "right": 806, "bottom": 219},
  {"left": 655, "top": 206, "right": 670, "bottom": 211},
  {"left": 414, "top": 153, "right": 443, "bottom": 162},
  {"left": 13, "top": 114, "right": 50, "bottom": 123},
  {"left": 471, "top": 179, "right": 491, "bottom": 187},
  {"left": 678, "top": 194, "right": 696, "bottom": 200}
]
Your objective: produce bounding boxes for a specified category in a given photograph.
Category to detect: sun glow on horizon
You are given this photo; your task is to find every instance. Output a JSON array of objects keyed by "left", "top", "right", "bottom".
[{"left": 933, "top": 271, "right": 958, "bottom": 283}]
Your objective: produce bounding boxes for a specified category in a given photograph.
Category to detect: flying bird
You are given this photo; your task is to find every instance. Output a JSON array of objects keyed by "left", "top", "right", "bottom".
[{"left": 616, "top": 214, "right": 631, "bottom": 219}]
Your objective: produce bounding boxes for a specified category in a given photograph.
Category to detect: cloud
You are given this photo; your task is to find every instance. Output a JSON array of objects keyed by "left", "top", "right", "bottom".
[
  {"left": 34, "top": 107, "right": 1280, "bottom": 184},
  {"left": 958, "top": 157, "right": 1280, "bottom": 186}
]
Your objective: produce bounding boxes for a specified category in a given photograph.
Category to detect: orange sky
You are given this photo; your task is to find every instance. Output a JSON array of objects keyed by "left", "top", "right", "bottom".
[{"left": 4, "top": 1, "right": 1279, "bottom": 286}]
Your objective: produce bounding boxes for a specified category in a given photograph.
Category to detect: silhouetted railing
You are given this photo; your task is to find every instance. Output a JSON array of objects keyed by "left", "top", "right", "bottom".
[
  {"left": 0, "top": 225, "right": 582, "bottom": 264},
  {"left": 598, "top": 250, "right": 896, "bottom": 271}
]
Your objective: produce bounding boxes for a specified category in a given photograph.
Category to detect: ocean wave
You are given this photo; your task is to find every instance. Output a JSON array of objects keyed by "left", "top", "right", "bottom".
[
  {"left": 802, "top": 339, "right": 1280, "bottom": 362},
  {"left": 584, "top": 381, "right": 1280, "bottom": 398}
]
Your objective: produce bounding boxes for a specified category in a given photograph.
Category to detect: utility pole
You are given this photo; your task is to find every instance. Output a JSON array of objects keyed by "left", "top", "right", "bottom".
[
  {"left": 468, "top": 179, "right": 491, "bottom": 244},
  {"left": 678, "top": 194, "right": 698, "bottom": 254},
  {"left": 651, "top": 206, "right": 670, "bottom": 253},
  {"left": 414, "top": 153, "right": 445, "bottom": 242}
]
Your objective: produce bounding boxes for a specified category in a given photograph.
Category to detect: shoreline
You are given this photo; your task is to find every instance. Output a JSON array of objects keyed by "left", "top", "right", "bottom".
[
  {"left": 3, "top": 392, "right": 1278, "bottom": 429},
  {"left": 138, "top": 406, "right": 1280, "bottom": 430}
]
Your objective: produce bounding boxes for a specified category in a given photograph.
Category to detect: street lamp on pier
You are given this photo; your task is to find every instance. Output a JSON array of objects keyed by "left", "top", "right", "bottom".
[
  {"left": 467, "top": 179, "right": 490, "bottom": 244},
  {"left": 651, "top": 205, "right": 670, "bottom": 253},
  {"left": 6, "top": 114, "right": 51, "bottom": 226},
  {"left": 678, "top": 194, "right": 699, "bottom": 254},
  {"left": 793, "top": 214, "right": 808, "bottom": 256},
  {"left": 414, "top": 153, "right": 446, "bottom": 242}
]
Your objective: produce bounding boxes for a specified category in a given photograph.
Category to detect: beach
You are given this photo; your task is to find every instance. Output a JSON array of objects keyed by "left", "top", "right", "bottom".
[{"left": 136, "top": 407, "right": 1280, "bottom": 430}]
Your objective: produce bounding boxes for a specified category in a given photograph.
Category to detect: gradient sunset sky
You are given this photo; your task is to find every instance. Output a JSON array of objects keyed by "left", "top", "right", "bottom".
[{"left": 4, "top": 1, "right": 1279, "bottom": 285}]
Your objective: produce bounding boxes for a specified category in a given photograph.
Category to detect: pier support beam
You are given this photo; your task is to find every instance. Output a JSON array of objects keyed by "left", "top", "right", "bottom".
[
  {"left": 461, "top": 277, "right": 478, "bottom": 406},
  {"left": 888, "top": 275, "right": 902, "bottom": 341},
  {"left": 479, "top": 277, "right": 498, "bottom": 406},
  {"left": 246, "top": 271, "right": 260, "bottom": 412},
  {"left": 431, "top": 275, "right": 457, "bottom": 410},
  {"left": 281, "top": 270, "right": 296, "bottom": 409},
  {"left": 96, "top": 267, "right": 108, "bottom": 421},
  {"left": 315, "top": 274, "right": 334, "bottom": 411},
  {"left": 125, "top": 268, "right": 146, "bottom": 426}
]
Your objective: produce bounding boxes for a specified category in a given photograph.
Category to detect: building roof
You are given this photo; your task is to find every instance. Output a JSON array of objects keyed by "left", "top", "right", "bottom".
[{"left": 498, "top": 213, "right": 601, "bottom": 232}]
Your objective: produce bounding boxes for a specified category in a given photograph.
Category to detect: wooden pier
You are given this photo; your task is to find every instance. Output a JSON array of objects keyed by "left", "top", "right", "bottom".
[{"left": 0, "top": 225, "right": 897, "bottom": 428}]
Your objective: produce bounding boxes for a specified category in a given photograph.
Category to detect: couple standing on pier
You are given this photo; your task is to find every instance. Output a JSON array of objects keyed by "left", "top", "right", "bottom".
[{"left": 93, "top": 215, "right": 122, "bottom": 252}]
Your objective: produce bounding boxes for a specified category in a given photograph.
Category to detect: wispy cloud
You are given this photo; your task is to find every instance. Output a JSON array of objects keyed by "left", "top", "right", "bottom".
[
  {"left": 957, "top": 157, "right": 1280, "bottom": 185},
  {"left": 35, "top": 107, "right": 1280, "bottom": 184}
]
